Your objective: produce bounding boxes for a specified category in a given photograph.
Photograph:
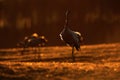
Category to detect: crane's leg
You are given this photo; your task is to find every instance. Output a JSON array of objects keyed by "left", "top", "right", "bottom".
[
  {"left": 37, "top": 47, "right": 41, "bottom": 61},
  {"left": 72, "top": 46, "right": 75, "bottom": 62},
  {"left": 21, "top": 46, "right": 26, "bottom": 55}
]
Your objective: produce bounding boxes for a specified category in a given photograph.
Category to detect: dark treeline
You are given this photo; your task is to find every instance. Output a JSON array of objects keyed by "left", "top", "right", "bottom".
[{"left": 0, "top": 0, "right": 120, "bottom": 48}]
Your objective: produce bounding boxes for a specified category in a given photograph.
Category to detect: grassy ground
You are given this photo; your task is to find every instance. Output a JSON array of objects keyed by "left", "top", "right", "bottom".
[{"left": 0, "top": 43, "right": 120, "bottom": 80}]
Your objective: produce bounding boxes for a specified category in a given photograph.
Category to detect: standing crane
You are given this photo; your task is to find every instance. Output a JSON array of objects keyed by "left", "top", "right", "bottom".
[
  {"left": 59, "top": 10, "right": 83, "bottom": 62},
  {"left": 17, "top": 33, "right": 48, "bottom": 48},
  {"left": 17, "top": 33, "right": 48, "bottom": 55}
]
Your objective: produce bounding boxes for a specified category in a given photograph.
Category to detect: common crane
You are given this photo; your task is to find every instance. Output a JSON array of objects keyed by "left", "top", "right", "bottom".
[
  {"left": 60, "top": 10, "right": 83, "bottom": 62},
  {"left": 17, "top": 33, "right": 48, "bottom": 54},
  {"left": 18, "top": 33, "right": 47, "bottom": 48}
]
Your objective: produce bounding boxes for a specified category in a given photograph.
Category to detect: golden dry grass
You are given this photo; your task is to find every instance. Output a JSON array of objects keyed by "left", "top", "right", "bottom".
[{"left": 0, "top": 43, "right": 120, "bottom": 80}]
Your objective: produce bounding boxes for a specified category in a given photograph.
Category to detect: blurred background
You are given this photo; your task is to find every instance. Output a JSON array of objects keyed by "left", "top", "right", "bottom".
[{"left": 0, "top": 0, "right": 120, "bottom": 48}]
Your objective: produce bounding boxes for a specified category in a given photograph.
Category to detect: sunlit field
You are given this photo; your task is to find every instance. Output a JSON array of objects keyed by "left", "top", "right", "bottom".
[{"left": 0, "top": 43, "right": 120, "bottom": 80}]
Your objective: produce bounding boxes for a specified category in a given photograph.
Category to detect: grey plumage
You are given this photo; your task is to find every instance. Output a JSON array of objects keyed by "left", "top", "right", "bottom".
[
  {"left": 60, "top": 10, "right": 83, "bottom": 61},
  {"left": 17, "top": 33, "right": 48, "bottom": 48}
]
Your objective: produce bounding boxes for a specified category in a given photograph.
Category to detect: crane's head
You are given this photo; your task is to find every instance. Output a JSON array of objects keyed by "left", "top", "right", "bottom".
[{"left": 65, "top": 10, "right": 70, "bottom": 16}]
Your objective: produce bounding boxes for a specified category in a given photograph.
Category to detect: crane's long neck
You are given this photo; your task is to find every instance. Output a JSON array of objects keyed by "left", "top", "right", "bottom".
[{"left": 64, "top": 10, "right": 69, "bottom": 29}]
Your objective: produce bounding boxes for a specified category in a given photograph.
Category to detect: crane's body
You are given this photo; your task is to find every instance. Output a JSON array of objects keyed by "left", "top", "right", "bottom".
[
  {"left": 60, "top": 27, "right": 82, "bottom": 51},
  {"left": 18, "top": 33, "right": 48, "bottom": 56},
  {"left": 60, "top": 10, "right": 83, "bottom": 62},
  {"left": 18, "top": 33, "right": 48, "bottom": 48}
]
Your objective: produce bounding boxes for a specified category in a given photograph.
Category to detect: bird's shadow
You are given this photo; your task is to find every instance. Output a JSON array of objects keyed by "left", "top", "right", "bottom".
[{"left": 27, "top": 55, "right": 105, "bottom": 63}]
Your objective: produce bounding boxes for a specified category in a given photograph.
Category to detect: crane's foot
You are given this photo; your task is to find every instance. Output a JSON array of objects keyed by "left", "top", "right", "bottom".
[{"left": 72, "top": 56, "right": 75, "bottom": 62}]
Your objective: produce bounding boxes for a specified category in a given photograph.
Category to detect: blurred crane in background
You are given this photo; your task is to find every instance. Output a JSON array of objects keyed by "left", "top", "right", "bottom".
[
  {"left": 17, "top": 33, "right": 48, "bottom": 55},
  {"left": 18, "top": 33, "right": 48, "bottom": 48},
  {"left": 60, "top": 10, "right": 83, "bottom": 62}
]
